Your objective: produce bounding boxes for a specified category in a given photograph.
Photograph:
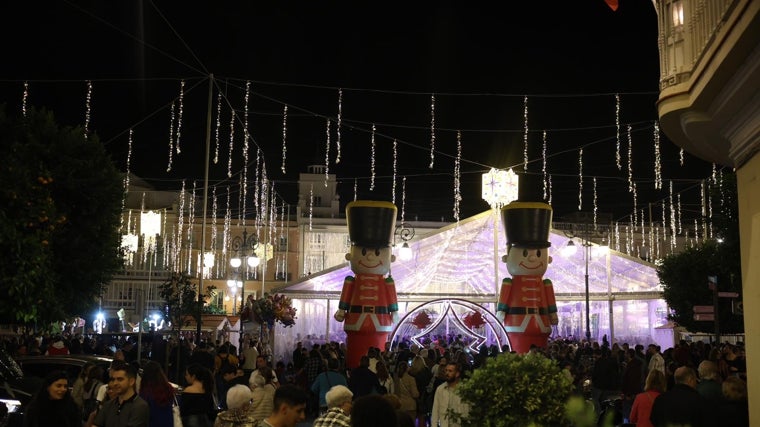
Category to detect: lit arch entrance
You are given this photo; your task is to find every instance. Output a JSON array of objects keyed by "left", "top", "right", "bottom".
[{"left": 390, "top": 298, "right": 510, "bottom": 352}]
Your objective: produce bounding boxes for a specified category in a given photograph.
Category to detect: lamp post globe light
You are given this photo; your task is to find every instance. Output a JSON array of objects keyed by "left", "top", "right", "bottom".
[{"left": 230, "top": 229, "right": 259, "bottom": 351}]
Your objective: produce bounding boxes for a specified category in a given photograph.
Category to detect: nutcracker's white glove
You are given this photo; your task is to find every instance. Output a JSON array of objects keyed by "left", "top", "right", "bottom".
[
  {"left": 392, "top": 311, "right": 400, "bottom": 324},
  {"left": 334, "top": 309, "right": 346, "bottom": 322},
  {"left": 495, "top": 311, "right": 506, "bottom": 322}
]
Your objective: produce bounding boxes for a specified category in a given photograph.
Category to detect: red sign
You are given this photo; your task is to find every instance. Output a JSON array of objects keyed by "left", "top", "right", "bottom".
[
  {"left": 693, "top": 305, "right": 714, "bottom": 313},
  {"left": 694, "top": 313, "right": 715, "bottom": 321},
  {"left": 718, "top": 292, "right": 739, "bottom": 298}
]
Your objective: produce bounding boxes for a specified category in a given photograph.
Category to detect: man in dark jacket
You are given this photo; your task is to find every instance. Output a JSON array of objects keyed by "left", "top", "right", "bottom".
[
  {"left": 348, "top": 356, "right": 381, "bottom": 398},
  {"left": 591, "top": 348, "right": 620, "bottom": 415},
  {"left": 650, "top": 366, "right": 715, "bottom": 427}
]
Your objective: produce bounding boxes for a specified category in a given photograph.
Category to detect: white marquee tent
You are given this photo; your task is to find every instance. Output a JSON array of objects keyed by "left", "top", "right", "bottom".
[{"left": 272, "top": 211, "right": 670, "bottom": 363}]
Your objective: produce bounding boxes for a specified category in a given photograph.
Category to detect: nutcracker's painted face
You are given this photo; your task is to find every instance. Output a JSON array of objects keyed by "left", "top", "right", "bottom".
[
  {"left": 346, "top": 245, "right": 395, "bottom": 275},
  {"left": 503, "top": 245, "right": 552, "bottom": 276}
]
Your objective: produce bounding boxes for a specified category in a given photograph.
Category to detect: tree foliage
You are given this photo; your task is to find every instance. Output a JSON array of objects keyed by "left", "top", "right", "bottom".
[
  {"left": 159, "top": 273, "right": 217, "bottom": 331},
  {"left": 657, "top": 172, "right": 742, "bottom": 333},
  {"left": 0, "top": 105, "right": 123, "bottom": 326},
  {"left": 452, "top": 352, "right": 573, "bottom": 427}
]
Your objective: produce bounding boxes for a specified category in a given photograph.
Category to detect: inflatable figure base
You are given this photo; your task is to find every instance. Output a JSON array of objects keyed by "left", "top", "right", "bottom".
[
  {"left": 507, "top": 333, "right": 550, "bottom": 354},
  {"left": 345, "top": 331, "right": 389, "bottom": 369}
]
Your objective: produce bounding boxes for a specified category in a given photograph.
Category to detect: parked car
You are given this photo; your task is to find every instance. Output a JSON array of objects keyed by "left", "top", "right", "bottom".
[{"left": 13, "top": 354, "right": 113, "bottom": 386}]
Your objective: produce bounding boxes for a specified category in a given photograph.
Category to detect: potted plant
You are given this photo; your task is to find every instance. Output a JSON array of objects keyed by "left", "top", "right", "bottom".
[{"left": 451, "top": 351, "right": 574, "bottom": 427}]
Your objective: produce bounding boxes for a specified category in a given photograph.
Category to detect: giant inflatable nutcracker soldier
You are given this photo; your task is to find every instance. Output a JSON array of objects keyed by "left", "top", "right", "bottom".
[
  {"left": 495, "top": 201, "right": 558, "bottom": 353},
  {"left": 334, "top": 200, "right": 399, "bottom": 369}
]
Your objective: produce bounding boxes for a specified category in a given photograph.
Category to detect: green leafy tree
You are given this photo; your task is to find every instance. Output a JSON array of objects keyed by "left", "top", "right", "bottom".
[
  {"left": 657, "top": 172, "right": 742, "bottom": 333},
  {"left": 0, "top": 106, "right": 123, "bottom": 326},
  {"left": 159, "top": 273, "right": 217, "bottom": 331},
  {"left": 452, "top": 352, "right": 573, "bottom": 427}
]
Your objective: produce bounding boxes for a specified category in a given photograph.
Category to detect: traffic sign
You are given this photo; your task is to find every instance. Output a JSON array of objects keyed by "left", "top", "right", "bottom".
[
  {"left": 718, "top": 292, "right": 739, "bottom": 298},
  {"left": 694, "top": 313, "right": 715, "bottom": 321},
  {"left": 693, "top": 305, "right": 714, "bottom": 313}
]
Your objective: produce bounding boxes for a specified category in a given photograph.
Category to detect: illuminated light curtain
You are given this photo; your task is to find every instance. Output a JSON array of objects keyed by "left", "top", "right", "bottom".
[{"left": 141, "top": 210, "right": 162, "bottom": 253}]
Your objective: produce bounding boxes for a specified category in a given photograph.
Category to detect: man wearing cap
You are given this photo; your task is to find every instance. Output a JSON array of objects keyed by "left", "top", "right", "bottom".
[
  {"left": 334, "top": 200, "right": 399, "bottom": 369},
  {"left": 495, "top": 201, "right": 558, "bottom": 353}
]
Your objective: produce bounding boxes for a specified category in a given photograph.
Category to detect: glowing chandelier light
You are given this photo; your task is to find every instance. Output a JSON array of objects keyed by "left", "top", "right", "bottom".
[
  {"left": 140, "top": 210, "right": 162, "bottom": 252},
  {"left": 481, "top": 168, "right": 519, "bottom": 209}
]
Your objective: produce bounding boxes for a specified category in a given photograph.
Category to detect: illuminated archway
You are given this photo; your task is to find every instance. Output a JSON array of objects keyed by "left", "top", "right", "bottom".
[{"left": 390, "top": 298, "right": 510, "bottom": 352}]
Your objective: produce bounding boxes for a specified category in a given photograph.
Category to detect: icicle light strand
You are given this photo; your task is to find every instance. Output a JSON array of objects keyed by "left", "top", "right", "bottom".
[
  {"left": 84, "top": 80, "right": 92, "bottom": 141},
  {"left": 325, "top": 118, "right": 330, "bottom": 187},
  {"left": 281, "top": 105, "right": 288, "bottom": 174},
  {"left": 402, "top": 176, "right": 407, "bottom": 223},
  {"left": 627, "top": 124, "right": 633, "bottom": 192},
  {"left": 370, "top": 124, "right": 376, "bottom": 191},
  {"left": 578, "top": 148, "right": 583, "bottom": 210},
  {"left": 392, "top": 139, "right": 398, "bottom": 204},
  {"left": 679, "top": 147, "right": 684, "bottom": 166},
  {"left": 309, "top": 183, "right": 313, "bottom": 231},
  {"left": 167, "top": 102, "right": 175, "bottom": 172},
  {"left": 654, "top": 121, "right": 662, "bottom": 190},
  {"left": 353, "top": 178, "right": 357, "bottom": 201},
  {"left": 593, "top": 177, "right": 598, "bottom": 227},
  {"left": 542, "top": 130, "right": 548, "bottom": 200},
  {"left": 523, "top": 95, "right": 529, "bottom": 171},
  {"left": 336, "top": 88, "right": 343, "bottom": 164},
  {"left": 615, "top": 94, "right": 621, "bottom": 170},
  {"left": 548, "top": 175, "right": 553, "bottom": 206},
  {"left": 454, "top": 130, "right": 462, "bottom": 222},
  {"left": 22, "top": 82, "right": 29, "bottom": 117},
  {"left": 227, "top": 109, "right": 235, "bottom": 178},
  {"left": 429, "top": 94, "right": 436, "bottom": 169},
  {"left": 214, "top": 91, "right": 221, "bottom": 164},
  {"left": 175, "top": 79, "right": 185, "bottom": 154}
]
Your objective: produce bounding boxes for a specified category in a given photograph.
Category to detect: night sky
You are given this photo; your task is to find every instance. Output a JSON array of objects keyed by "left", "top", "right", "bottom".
[{"left": 1, "top": 1, "right": 715, "bottom": 223}]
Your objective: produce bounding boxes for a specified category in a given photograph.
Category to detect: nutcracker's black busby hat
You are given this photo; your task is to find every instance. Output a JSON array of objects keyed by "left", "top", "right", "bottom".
[
  {"left": 346, "top": 200, "right": 397, "bottom": 247},
  {"left": 501, "top": 201, "right": 553, "bottom": 248}
]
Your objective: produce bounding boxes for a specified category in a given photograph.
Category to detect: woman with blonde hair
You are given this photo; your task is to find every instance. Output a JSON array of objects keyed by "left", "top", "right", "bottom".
[
  {"left": 630, "top": 369, "right": 667, "bottom": 427},
  {"left": 395, "top": 361, "right": 419, "bottom": 422},
  {"left": 250, "top": 366, "right": 276, "bottom": 421}
]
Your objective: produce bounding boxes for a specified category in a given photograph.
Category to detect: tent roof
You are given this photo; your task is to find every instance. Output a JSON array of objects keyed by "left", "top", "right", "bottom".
[{"left": 279, "top": 211, "right": 662, "bottom": 301}]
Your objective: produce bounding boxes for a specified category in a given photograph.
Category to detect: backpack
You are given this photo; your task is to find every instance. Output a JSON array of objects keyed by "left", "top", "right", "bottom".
[{"left": 81, "top": 381, "right": 101, "bottom": 421}]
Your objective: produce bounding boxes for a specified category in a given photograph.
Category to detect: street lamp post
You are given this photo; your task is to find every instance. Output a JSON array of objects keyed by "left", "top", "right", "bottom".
[
  {"left": 230, "top": 229, "right": 260, "bottom": 353},
  {"left": 563, "top": 218, "right": 608, "bottom": 344},
  {"left": 394, "top": 222, "right": 416, "bottom": 264}
]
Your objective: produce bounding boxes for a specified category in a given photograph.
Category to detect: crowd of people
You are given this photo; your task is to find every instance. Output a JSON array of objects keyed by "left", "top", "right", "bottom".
[{"left": 1, "top": 331, "right": 750, "bottom": 427}]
